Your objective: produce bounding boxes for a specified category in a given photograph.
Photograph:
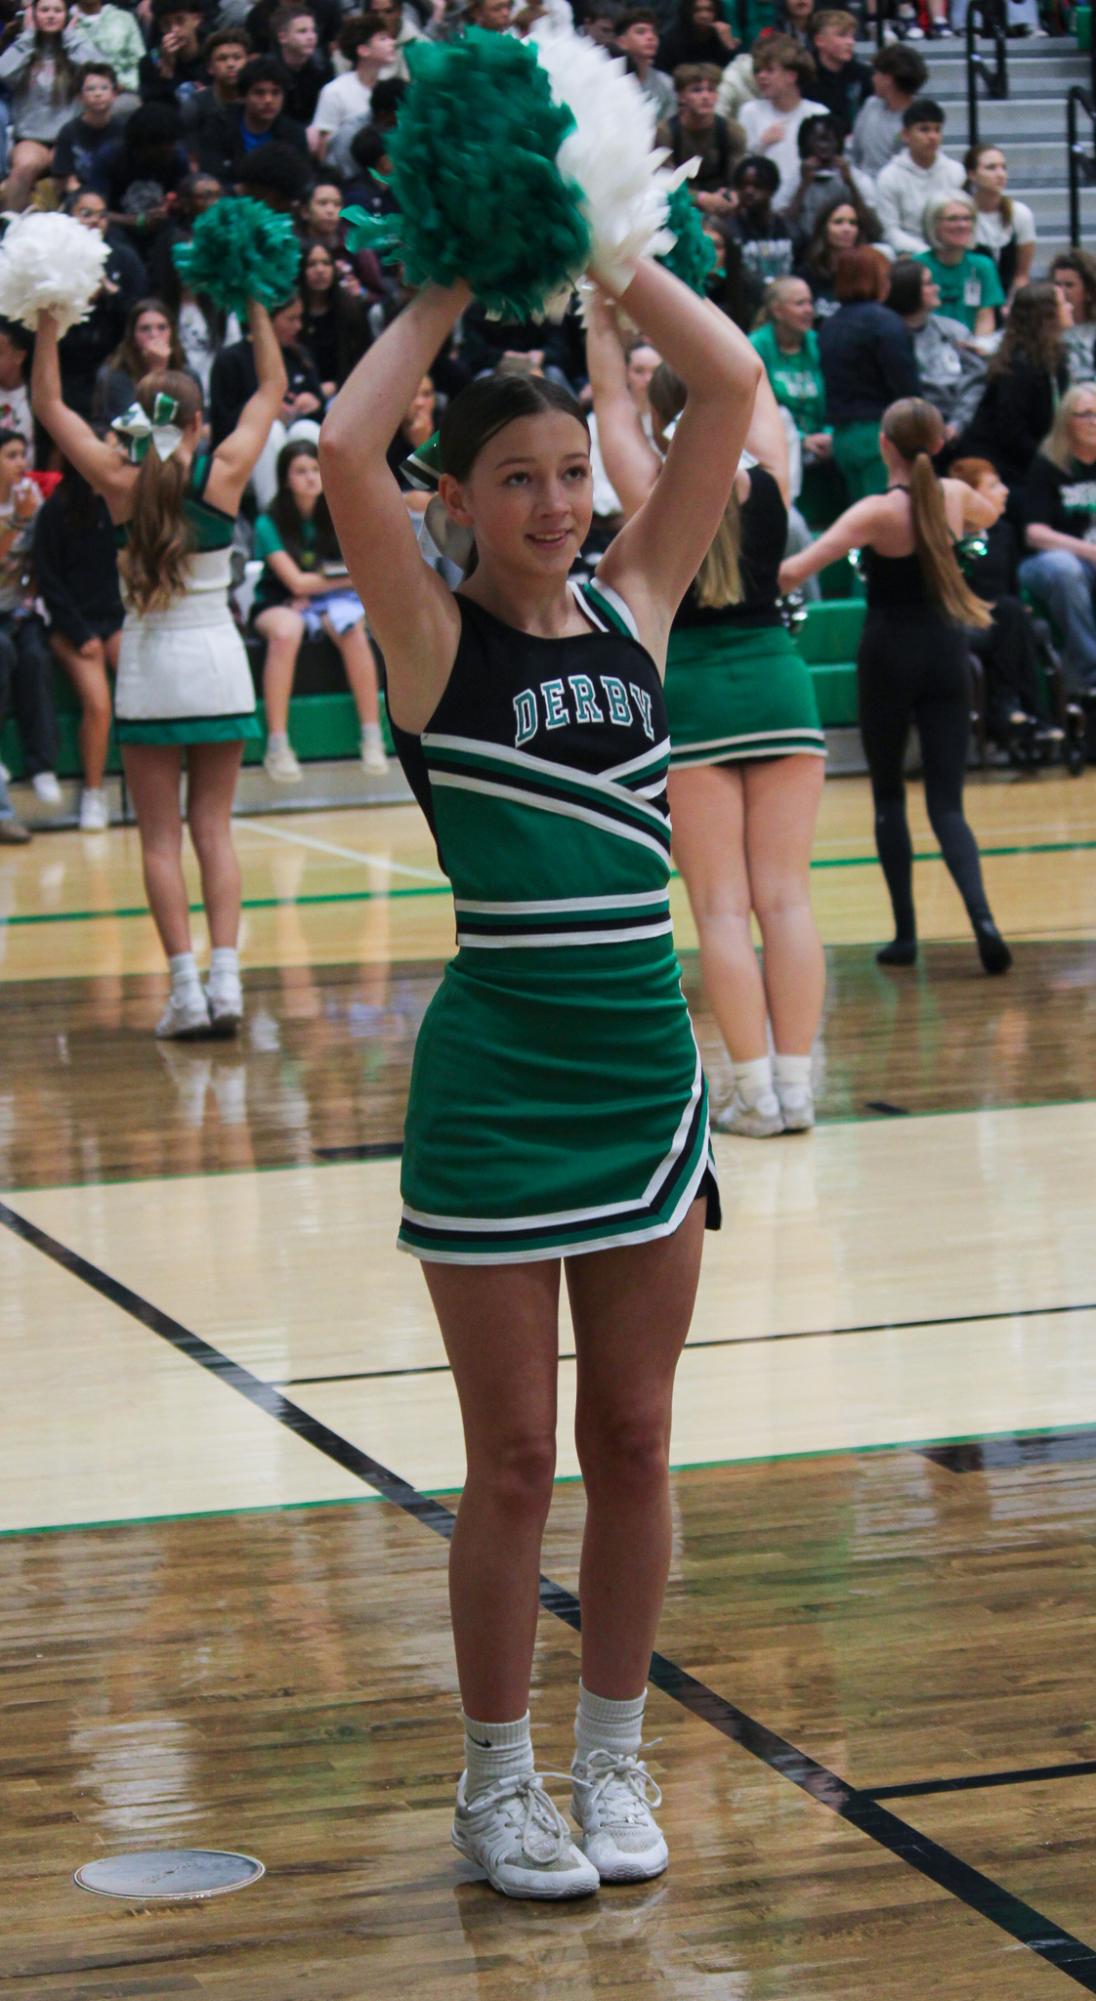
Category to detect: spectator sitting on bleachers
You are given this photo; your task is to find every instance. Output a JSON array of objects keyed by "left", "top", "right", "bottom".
[
  {"left": 0, "top": 431, "right": 59, "bottom": 809},
  {"left": 52, "top": 61, "right": 124, "bottom": 192},
  {"left": 194, "top": 56, "right": 310, "bottom": 183},
  {"left": 614, "top": 7, "right": 676, "bottom": 120},
  {"left": 657, "top": 62, "right": 745, "bottom": 216},
  {"left": 69, "top": 0, "right": 144, "bottom": 102},
  {"left": 57, "top": 185, "right": 147, "bottom": 419},
  {"left": 953, "top": 282, "right": 1069, "bottom": 499},
  {"left": 0, "top": 322, "right": 34, "bottom": 464},
  {"left": 795, "top": 187, "right": 886, "bottom": 318},
  {"left": 137, "top": 0, "right": 207, "bottom": 107},
  {"left": 325, "top": 69, "right": 405, "bottom": 180},
  {"left": 774, "top": 0, "right": 816, "bottom": 46},
  {"left": 184, "top": 28, "right": 252, "bottom": 144},
  {"left": 368, "top": 0, "right": 423, "bottom": 81},
  {"left": 308, "top": 14, "right": 397, "bottom": 167},
  {"left": 144, "top": 173, "right": 226, "bottom": 393},
  {"left": 749, "top": 275, "right": 832, "bottom": 471},
  {"left": 806, "top": 9, "right": 870, "bottom": 135},
  {"left": 92, "top": 294, "right": 197, "bottom": 425},
  {"left": 949, "top": 455, "right": 1063, "bottom": 747},
  {"left": 778, "top": 113, "right": 876, "bottom": 248},
  {"left": 1049, "top": 250, "right": 1096, "bottom": 385},
  {"left": 966, "top": 144, "right": 1035, "bottom": 309},
  {"left": 33, "top": 462, "right": 124, "bottom": 831},
  {"left": 270, "top": 5, "right": 332, "bottom": 126},
  {"left": 737, "top": 33, "right": 826, "bottom": 206},
  {"left": 299, "top": 242, "right": 372, "bottom": 398},
  {"left": 1017, "top": 384, "right": 1096, "bottom": 696},
  {"left": 886, "top": 256, "right": 986, "bottom": 439},
  {"left": 848, "top": 41, "right": 926, "bottom": 188},
  {"left": 657, "top": 0, "right": 737, "bottom": 74},
  {"left": 252, "top": 439, "right": 387, "bottom": 781},
  {"left": 715, "top": 30, "right": 763, "bottom": 123},
  {"left": 722, "top": 153, "right": 794, "bottom": 326},
  {"left": 235, "top": 134, "right": 313, "bottom": 215},
  {"left": 386, "top": 369, "right": 438, "bottom": 517},
  {"left": 915, "top": 193, "right": 1003, "bottom": 339},
  {"left": 873, "top": 95, "right": 964, "bottom": 256},
  {"left": 578, "top": 2, "right": 621, "bottom": 47},
  {"left": 246, "top": 0, "right": 340, "bottom": 58},
  {"left": 89, "top": 100, "right": 192, "bottom": 257},
  {"left": 0, "top": 0, "right": 95, "bottom": 211},
  {"left": 211, "top": 289, "right": 324, "bottom": 505},
  {"left": 816, "top": 243, "right": 918, "bottom": 497}
]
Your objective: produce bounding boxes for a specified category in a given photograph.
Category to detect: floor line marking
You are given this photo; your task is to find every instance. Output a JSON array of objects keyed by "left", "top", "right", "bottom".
[
  {"left": 864, "top": 1759, "right": 1096, "bottom": 1801},
  {"left": 241, "top": 819, "right": 446, "bottom": 881},
  {"left": 4, "top": 1195, "right": 1096, "bottom": 1989}
]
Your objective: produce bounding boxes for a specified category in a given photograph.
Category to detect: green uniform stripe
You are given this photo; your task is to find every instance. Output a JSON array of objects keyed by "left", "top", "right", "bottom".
[{"left": 425, "top": 745, "right": 669, "bottom": 837}]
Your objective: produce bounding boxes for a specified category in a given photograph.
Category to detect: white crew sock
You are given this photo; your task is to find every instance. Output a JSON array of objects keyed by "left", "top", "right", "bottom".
[
  {"left": 733, "top": 1055, "right": 775, "bottom": 1105},
  {"left": 361, "top": 721, "right": 382, "bottom": 744},
  {"left": 773, "top": 1054, "right": 812, "bottom": 1092},
  {"left": 267, "top": 730, "right": 289, "bottom": 753},
  {"left": 168, "top": 950, "right": 201, "bottom": 997},
  {"left": 209, "top": 946, "right": 239, "bottom": 982},
  {"left": 462, "top": 1711, "right": 534, "bottom": 1799},
  {"left": 574, "top": 1683, "right": 647, "bottom": 1767}
]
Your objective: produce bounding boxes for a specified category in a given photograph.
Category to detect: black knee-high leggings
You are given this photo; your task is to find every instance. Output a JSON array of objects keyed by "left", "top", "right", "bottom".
[{"left": 858, "top": 609, "right": 993, "bottom": 943}]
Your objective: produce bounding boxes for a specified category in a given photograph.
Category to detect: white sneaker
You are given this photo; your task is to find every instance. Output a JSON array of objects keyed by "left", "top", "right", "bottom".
[
  {"left": 155, "top": 988, "right": 211, "bottom": 1040},
  {"left": 776, "top": 1085, "right": 815, "bottom": 1133},
  {"left": 263, "top": 741, "right": 301, "bottom": 783},
  {"left": 32, "top": 771, "right": 63, "bottom": 807},
  {"left": 79, "top": 788, "right": 109, "bottom": 832},
  {"left": 572, "top": 1749, "right": 668, "bottom": 1883},
  {"left": 206, "top": 975, "right": 243, "bottom": 1038},
  {"left": 360, "top": 734, "right": 388, "bottom": 775},
  {"left": 714, "top": 1091, "right": 783, "bottom": 1137},
  {"left": 451, "top": 1771, "right": 599, "bottom": 1900}
]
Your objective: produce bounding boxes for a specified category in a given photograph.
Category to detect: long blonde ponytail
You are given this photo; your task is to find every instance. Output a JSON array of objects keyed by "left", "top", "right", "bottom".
[
  {"left": 118, "top": 370, "right": 204, "bottom": 616},
  {"left": 648, "top": 361, "right": 743, "bottom": 609},
  {"left": 883, "top": 398, "right": 992, "bottom": 630}
]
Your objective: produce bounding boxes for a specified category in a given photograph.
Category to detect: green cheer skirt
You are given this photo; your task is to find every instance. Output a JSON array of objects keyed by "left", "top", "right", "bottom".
[
  {"left": 398, "top": 935, "right": 718, "bottom": 1265},
  {"left": 664, "top": 622, "right": 825, "bottom": 770},
  {"left": 115, "top": 712, "right": 262, "bottom": 747}
]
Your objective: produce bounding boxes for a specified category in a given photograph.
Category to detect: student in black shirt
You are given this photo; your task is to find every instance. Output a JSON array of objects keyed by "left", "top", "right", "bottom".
[
  {"left": 722, "top": 154, "right": 794, "bottom": 326},
  {"left": 807, "top": 8, "right": 870, "bottom": 137},
  {"left": 1018, "top": 382, "right": 1096, "bottom": 694},
  {"left": 138, "top": 0, "right": 209, "bottom": 107},
  {"left": 193, "top": 55, "right": 309, "bottom": 182},
  {"left": 52, "top": 61, "right": 122, "bottom": 191}
]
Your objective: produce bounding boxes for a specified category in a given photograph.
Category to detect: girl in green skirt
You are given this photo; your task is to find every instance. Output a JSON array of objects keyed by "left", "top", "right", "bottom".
[
  {"left": 321, "top": 260, "right": 763, "bottom": 1899},
  {"left": 589, "top": 304, "right": 826, "bottom": 1136}
]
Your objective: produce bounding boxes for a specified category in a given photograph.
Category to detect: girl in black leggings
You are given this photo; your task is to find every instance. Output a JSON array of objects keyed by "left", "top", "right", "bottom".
[{"left": 779, "top": 397, "right": 1012, "bottom": 974}]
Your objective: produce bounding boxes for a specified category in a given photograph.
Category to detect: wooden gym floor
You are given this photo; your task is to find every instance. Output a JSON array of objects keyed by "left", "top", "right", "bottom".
[{"left": 2, "top": 768, "right": 1096, "bottom": 1997}]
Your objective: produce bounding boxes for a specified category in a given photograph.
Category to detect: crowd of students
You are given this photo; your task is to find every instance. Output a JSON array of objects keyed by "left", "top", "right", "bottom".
[{"left": 0, "top": 0, "right": 1090, "bottom": 844}]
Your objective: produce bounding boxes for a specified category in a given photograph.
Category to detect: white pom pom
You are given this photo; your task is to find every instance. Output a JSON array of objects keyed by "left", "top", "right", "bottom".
[
  {"left": 535, "top": 30, "right": 679, "bottom": 294},
  {"left": 0, "top": 212, "right": 108, "bottom": 337}
]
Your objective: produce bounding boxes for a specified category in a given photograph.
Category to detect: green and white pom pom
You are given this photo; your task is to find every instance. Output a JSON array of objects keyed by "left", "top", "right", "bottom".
[
  {"left": 655, "top": 175, "right": 716, "bottom": 296},
  {"left": 343, "top": 26, "right": 697, "bottom": 321},
  {"left": 172, "top": 196, "right": 302, "bottom": 318}
]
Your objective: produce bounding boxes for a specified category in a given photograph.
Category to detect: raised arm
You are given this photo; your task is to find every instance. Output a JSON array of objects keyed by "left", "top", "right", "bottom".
[
  {"left": 319, "top": 281, "right": 468, "bottom": 733},
  {"left": 31, "top": 310, "right": 134, "bottom": 513},
  {"left": 585, "top": 290, "right": 661, "bottom": 517},
  {"left": 206, "top": 302, "right": 288, "bottom": 512},
  {"left": 594, "top": 259, "right": 763, "bottom": 647}
]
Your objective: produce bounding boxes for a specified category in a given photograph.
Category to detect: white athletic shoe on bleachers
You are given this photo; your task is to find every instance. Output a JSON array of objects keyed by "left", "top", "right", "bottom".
[
  {"left": 155, "top": 989, "right": 212, "bottom": 1040},
  {"left": 451, "top": 1771, "right": 599, "bottom": 1899},
  {"left": 572, "top": 1749, "right": 668, "bottom": 1883}
]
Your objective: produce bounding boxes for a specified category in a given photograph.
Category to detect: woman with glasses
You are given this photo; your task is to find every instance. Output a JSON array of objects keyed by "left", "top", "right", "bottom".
[{"left": 915, "top": 193, "right": 1003, "bottom": 339}]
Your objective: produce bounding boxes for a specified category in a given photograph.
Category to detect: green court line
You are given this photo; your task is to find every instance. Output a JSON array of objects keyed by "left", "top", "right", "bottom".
[
  {"left": 5, "top": 837, "right": 1096, "bottom": 929},
  {"left": 5, "top": 1413, "right": 1095, "bottom": 1538}
]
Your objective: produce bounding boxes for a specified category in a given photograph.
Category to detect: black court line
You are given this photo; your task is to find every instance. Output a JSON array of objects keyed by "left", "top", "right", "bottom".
[
  {"left": 313, "top": 1142, "right": 404, "bottom": 1163},
  {"left": 865, "top": 1760, "right": 1096, "bottom": 1802},
  {"left": 864, "top": 1100, "right": 911, "bottom": 1118},
  {"left": 272, "top": 1296, "right": 1096, "bottom": 1388},
  {"left": 4, "top": 1195, "right": 1096, "bottom": 1992},
  {"left": 921, "top": 1431, "right": 1096, "bottom": 1473}
]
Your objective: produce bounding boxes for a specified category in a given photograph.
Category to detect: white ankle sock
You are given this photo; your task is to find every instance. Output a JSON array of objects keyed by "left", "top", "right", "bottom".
[
  {"left": 361, "top": 721, "right": 382, "bottom": 744},
  {"left": 574, "top": 1683, "right": 646, "bottom": 1766},
  {"left": 168, "top": 950, "right": 200, "bottom": 996},
  {"left": 773, "top": 1054, "right": 812, "bottom": 1092},
  {"left": 733, "top": 1056, "right": 775, "bottom": 1105},
  {"left": 267, "top": 731, "right": 288, "bottom": 753},
  {"left": 462, "top": 1711, "right": 534, "bottom": 1799},
  {"left": 209, "top": 946, "right": 239, "bottom": 984}
]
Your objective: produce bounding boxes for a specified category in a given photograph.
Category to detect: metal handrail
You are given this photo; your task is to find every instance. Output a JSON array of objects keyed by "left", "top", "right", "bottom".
[
  {"left": 1067, "top": 84, "right": 1096, "bottom": 249},
  {"left": 965, "top": 0, "right": 1009, "bottom": 152}
]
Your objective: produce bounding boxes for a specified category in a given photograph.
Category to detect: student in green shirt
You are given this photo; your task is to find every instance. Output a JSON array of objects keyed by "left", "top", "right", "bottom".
[
  {"left": 750, "top": 277, "right": 830, "bottom": 458},
  {"left": 916, "top": 194, "right": 1003, "bottom": 338}
]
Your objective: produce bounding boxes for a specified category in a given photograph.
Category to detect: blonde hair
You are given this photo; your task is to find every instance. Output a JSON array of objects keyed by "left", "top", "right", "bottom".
[
  {"left": 119, "top": 370, "right": 204, "bottom": 616},
  {"left": 649, "top": 361, "right": 742, "bottom": 608},
  {"left": 922, "top": 190, "right": 975, "bottom": 252},
  {"left": 1041, "top": 383, "right": 1096, "bottom": 472},
  {"left": 881, "top": 398, "right": 991, "bottom": 628}
]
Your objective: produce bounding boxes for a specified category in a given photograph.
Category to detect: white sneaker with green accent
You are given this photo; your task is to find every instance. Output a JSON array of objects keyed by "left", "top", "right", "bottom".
[
  {"left": 451, "top": 1771, "right": 599, "bottom": 1900},
  {"left": 572, "top": 1749, "right": 668, "bottom": 1882}
]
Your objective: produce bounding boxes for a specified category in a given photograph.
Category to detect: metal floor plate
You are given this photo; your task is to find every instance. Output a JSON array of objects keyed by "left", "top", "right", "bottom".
[{"left": 74, "top": 1848, "right": 265, "bottom": 1901}]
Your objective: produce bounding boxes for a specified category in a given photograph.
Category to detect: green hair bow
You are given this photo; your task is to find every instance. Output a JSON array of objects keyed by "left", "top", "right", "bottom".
[{"left": 112, "top": 393, "right": 184, "bottom": 465}]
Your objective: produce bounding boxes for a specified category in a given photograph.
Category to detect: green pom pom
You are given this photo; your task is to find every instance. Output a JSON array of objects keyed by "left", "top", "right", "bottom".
[
  {"left": 344, "top": 29, "right": 591, "bottom": 321},
  {"left": 172, "top": 197, "right": 302, "bottom": 318},
  {"left": 657, "top": 183, "right": 716, "bottom": 297}
]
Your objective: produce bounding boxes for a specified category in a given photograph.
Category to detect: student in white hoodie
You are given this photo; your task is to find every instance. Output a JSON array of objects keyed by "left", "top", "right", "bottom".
[{"left": 874, "top": 97, "right": 965, "bottom": 257}]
